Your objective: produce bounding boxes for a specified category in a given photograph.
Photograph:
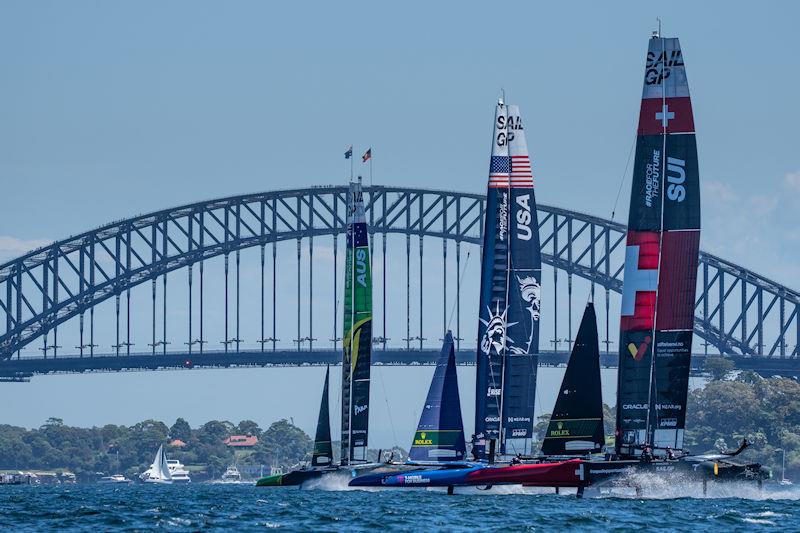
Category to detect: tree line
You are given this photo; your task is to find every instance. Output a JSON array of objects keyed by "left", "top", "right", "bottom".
[{"left": 0, "top": 364, "right": 797, "bottom": 482}]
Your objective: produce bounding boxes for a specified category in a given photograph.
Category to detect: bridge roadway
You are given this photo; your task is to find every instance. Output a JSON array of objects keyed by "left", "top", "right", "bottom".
[{"left": 1, "top": 349, "right": 796, "bottom": 382}]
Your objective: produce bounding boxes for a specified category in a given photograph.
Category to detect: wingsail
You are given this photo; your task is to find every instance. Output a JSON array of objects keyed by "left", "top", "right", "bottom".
[
  {"left": 341, "top": 178, "right": 373, "bottom": 464},
  {"left": 541, "top": 302, "right": 604, "bottom": 456},
  {"left": 409, "top": 331, "right": 466, "bottom": 463},
  {"left": 474, "top": 100, "right": 541, "bottom": 458},
  {"left": 615, "top": 34, "right": 701, "bottom": 457}
]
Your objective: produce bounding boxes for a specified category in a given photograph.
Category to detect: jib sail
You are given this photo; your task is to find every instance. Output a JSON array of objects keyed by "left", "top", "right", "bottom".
[
  {"left": 409, "top": 331, "right": 467, "bottom": 463},
  {"left": 541, "top": 302, "right": 604, "bottom": 456},
  {"left": 341, "top": 178, "right": 373, "bottom": 464},
  {"left": 311, "top": 366, "right": 334, "bottom": 467},
  {"left": 615, "top": 33, "right": 701, "bottom": 457},
  {"left": 474, "top": 100, "right": 541, "bottom": 458}
]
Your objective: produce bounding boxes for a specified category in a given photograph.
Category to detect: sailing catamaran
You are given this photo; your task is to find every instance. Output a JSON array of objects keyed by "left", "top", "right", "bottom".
[
  {"left": 139, "top": 444, "right": 173, "bottom": 484},
  {"left": 580, "top": 30, "right": 769, "bottom": 491},
  {"left": 473, "top": 98, "right": 541, "bottom": 460},
  {"left": 257, "top": 178, "right": 381, "bottom": 487},
  {"left": 350, "top": 331, "right": 477, "bottom": 488},
  {"left": 256, "top": 366, "right": 337, "bottom": 486}
]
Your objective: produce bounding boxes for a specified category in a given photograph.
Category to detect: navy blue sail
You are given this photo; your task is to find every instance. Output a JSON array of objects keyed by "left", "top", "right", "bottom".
[
  {"left": 409, "top": 331, "right": 467, "bottom": 463},
  {"left": 474, "top": 100, "right": 541, "bottom": 459}
]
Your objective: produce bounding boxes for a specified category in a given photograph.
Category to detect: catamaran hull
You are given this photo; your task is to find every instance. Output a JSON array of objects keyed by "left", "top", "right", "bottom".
[
  {"left": 256, "top": 463, "right": 383, "bottom": 487},
  {"left": 584, "top": 458, "right": 771, "bottom": 487},
  {"left": 349, "top": 460, "right": 586, "bottom": 488}
]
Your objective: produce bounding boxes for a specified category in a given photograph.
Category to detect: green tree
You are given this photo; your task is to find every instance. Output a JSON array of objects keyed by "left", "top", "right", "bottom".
[
  {"left": 703, "top": 355, "right": 735, "bottom": 380},
  {"left": 170, "top": 418, "right": 192, "bottom": 442},
  {"left": 236, "top": 420, "right": 262, "bottom": 437}
]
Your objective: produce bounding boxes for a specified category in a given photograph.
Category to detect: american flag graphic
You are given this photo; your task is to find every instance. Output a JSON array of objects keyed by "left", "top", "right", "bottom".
[
  {"left": 510, "top": 155, "right": 534, "bottom": 188},
  {"left": 488, "top": 155, "right": 510, "bottom": 188}
]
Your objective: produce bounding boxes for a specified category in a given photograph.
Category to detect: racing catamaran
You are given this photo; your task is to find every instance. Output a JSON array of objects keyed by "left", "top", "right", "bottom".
[
  {"left": 614, "top": 29, "right": 700, "bottom": 459},
  {"left": 257, "top": 178, "right": 378, "bottom": 487},
  {"left": 473, "top": 98, "right": 541, "bottom": 459}
]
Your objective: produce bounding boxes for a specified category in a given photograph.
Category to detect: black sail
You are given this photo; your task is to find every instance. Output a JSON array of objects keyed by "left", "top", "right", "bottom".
[
  {"left": 311, "top": 366, "right": 333, "bottom": 467},
  {"left": 541, "top": 303, "right": 604, "bottom": 456}
]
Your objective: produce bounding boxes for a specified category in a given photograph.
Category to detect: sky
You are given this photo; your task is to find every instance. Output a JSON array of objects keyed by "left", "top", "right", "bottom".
[{"left": 0, "top": 1, "right": 798, "bottom": 446}]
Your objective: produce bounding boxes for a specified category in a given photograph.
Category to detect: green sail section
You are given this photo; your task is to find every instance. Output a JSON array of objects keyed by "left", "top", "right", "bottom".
[{"left": 340, "top": 179, "right": 372, "bottom": 464}]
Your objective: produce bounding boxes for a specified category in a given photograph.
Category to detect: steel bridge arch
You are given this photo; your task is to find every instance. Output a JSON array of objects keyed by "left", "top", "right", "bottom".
[{"left": 0, "top": 185, "right": 797, "bottom": 359}]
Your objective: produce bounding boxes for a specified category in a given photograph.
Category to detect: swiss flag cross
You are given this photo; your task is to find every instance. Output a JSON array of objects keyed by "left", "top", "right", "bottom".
[
  {"left": 637, "top": 97, "right": 695, "bottom": 135},
  {"left": 620, "top": 231, "right": 660, "bottom": 332}
]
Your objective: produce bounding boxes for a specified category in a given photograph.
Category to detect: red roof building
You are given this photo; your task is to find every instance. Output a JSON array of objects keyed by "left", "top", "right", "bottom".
[
  {"left": 223, "top": 435, "right": 259, "bottom": 448},
  {"left": 169, "top": 439, "right": 187, "bottom": 447}
]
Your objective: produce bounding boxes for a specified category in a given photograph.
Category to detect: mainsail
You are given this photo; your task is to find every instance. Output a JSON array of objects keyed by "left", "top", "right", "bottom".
[
  {"left": 474, "top": 100, "right": 541, "bottom": 458},
  {"left": 409, "top": 331, "right": 466, "bottom": 463},
  {"left": 541, "top": 302, "right": 604, "bottom": 456},
  {"left": 615, "top": 33, "right": 701, "bottom": 457},
  {"left": 341, "top": 178, "right": 373, "bottom": 464},
  {"left": 500, "top": 104, "right": 541, "bottom": 453},
  {"left": 311, "top": 366, "right": 333, "bottom": 467}
]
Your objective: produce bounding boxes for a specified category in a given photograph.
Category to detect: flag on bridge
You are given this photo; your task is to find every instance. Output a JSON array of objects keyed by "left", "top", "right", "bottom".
[
  {"left": 344, "top": 146, "right": 353, "bottom": 159},
  {"left": 362, "top": 148, "right": 372, "bottom": 162}
]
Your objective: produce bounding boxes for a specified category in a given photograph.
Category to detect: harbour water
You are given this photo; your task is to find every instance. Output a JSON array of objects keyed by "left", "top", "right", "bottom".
[{"left": 1, "top": 482, "right": 797, "bottom": 531}]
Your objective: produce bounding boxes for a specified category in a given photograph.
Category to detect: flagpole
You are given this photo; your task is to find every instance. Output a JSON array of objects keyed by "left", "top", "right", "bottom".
[{"left": 350, "top": 145, "right": 354, "bottom": 181}]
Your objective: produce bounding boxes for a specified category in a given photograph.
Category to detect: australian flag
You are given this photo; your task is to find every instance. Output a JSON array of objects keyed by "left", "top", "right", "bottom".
[{"left": 344, "top": 146, "right": 353, "bottom": 159}]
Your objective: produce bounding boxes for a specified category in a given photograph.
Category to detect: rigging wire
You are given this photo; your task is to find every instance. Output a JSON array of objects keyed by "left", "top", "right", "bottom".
[
  {"left": 376, "top": 365, "right": 400, "bottom": 451},
  {"left": 610, "top": 133, "right": 637, "bottom": 221},
  {"left": 446, "top": 250, "right": 472, "bottom": 331}
]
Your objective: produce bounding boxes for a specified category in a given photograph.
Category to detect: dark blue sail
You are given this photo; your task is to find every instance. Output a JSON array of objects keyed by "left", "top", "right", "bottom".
[
  {"left": 410, "top": 331, "right": 466, "bottom": 463},
  {"left": 474, "top": 101, "right": 541, "bottom": 459}
]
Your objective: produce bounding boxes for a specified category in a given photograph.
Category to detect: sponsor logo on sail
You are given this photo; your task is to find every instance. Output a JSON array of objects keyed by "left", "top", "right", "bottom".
[
  {"left": 659, "top": 418, "right": 678, "bottom": 428},
  {"left": 414, "top": 432, "right": 434, "bottom": 445},
  {"left": 511, "top": 429, "right": 527, "bottom": 437},
  {"left": 484, "top": 416, "right": 500, "bottom": 423},
  {"left": 354, "top": 404, "right": 368, "bottom": 415},
  {"left": 627, "top": 335, "right": 651, "bottom": 361},
  {"left": 622, "top": 403, "right": 649, "bottom": 410},
  {"left": 550, "top": 421, "right": 570, "bottom": 437},
  {"left": 644, "top": 149, "right": 661, "bottom": 208},
  {"left": 498, "top": 192, "right": 509, "bottom": 241}
]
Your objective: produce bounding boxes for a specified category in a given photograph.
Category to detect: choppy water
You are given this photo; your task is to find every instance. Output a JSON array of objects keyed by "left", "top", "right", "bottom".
[{"left": 0, "top": 481, "right": 797, "bottom": 531}]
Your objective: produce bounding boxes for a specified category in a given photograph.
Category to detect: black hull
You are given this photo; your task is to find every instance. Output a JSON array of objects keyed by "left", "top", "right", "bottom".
[{"left": 585, "top": 457, "right": 770, "bottom": 487}]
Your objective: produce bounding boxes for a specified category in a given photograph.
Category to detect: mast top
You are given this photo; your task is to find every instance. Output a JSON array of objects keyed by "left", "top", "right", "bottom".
[
  {"left": 498, "top": 89, "right": 505, "bottom": 107},
  {"left": 652, "top": 18, "right": 661, "bottom": 39}
]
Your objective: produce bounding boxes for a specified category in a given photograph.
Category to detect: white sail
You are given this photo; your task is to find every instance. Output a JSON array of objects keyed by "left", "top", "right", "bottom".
[{"left": 140, "top": 444, "right": 173, "bottom": 483}]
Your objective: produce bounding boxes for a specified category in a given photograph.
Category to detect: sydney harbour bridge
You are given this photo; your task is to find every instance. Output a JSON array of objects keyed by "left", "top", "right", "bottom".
[{"left": 0, "top": 185, "right": 798, "bottom": 382}]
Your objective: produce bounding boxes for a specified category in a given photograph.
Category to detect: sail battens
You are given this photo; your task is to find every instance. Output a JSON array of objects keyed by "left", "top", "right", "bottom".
[{"left": 615, "top": 34, "right": 701, "bottom": 457}]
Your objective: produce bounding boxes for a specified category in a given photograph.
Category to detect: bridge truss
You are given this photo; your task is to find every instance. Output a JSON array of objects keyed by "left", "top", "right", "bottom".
[{"left": 0, "top": 186, "right": 797, "bottom": 369}]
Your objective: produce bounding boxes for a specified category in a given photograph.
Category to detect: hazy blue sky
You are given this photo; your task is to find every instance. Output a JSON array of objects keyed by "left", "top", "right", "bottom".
[{"left": 0, "top": 1, "right": 797, "bottom": 447}]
